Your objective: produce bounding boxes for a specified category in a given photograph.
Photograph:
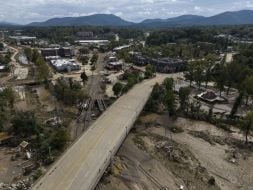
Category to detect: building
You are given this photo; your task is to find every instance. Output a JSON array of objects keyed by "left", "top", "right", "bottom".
[
  {"left": 75, "top": 31, "right": 115, "bottom": 41},
  {"left": 152, "top": 58, "right": 187, "bottom": 73},
  {"left": 105, "top": 54, "right": 123, "bottom": 70},
  {"left": 41, "top": 48, "right": 58, "bottom": 57},
  {"left": 197, "top": 91, "right": 227, "bottom": 104},
  {"left": 106, "top": 61, "right": 123, "bottom": 70},
  {"left": 76, "top": 32, "right": 94, "bottom": 38},
  {"left": 41, "top": 47, "right": 74, "bottom": 58},
  {"left": 58, "top": 47, "right": 73, "bottom": 57},
  {"left": 113, "top": 45, "right": 131, "bottom": 51},
  {"left": 9, "top": 36, "right": 37, "bottom": 45},
  {"left": 75, "top": 40, "right": 110, "bottom": 46},
  {"left": 133, "top": 53, "right": 187, "bottom": 73},
  {"left": 50, "top": 59, "right": 80, "bottom": 72}
]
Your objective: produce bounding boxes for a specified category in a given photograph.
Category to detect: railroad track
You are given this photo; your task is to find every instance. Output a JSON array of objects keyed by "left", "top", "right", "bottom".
[
  {"left": 138, "top": 165, "right": 169, "bottom": 190},
  {"left": 75, "top": 98, "right": 95, "bottom": 139}
]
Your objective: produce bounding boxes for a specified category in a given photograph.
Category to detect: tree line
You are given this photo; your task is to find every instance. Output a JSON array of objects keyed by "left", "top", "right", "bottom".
[{"left": 24, "top": 47, "right": 50, "bottom": 80}]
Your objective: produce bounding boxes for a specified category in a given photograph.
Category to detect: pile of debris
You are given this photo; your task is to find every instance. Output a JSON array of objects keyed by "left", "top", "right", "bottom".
[
  {"left": 0, "top": 178, "right": 32, "bottom": 190},
  {"left": 155, "top": 140, "right": 193, "bottom": 165},
  {"left": 188, "top": 131, "right": 226, "bottom": 146}
]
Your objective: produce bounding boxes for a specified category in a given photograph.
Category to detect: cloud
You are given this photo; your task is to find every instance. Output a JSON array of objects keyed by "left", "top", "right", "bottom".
[{"left": 0, "top": 0, "right": 252, "bottom": 24}]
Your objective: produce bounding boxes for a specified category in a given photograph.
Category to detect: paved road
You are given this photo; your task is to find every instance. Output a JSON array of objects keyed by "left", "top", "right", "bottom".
[{"left": 32, "top": 74, "right": 171, "bottom": 190}]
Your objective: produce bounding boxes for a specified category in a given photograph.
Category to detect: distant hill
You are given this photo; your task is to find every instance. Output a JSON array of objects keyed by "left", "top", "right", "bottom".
[
  {"left": 28, "top": 14, "right": 133, "bottom": 27},
  {"left": 203, "top": 10, "right": 253, "bottom": 25},
  {"left": 0, "top": 21, "right": 17, "bottom": 26},
  {"left": 7, "top": 10, "right": 253, "bottom": 27},
  {"left": 139, "top": 10, "right": 253, "bottom": 27}
]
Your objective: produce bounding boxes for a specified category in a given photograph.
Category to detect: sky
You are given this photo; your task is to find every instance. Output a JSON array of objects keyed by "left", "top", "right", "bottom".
[{"left": 0, "top": 0, "right": 253, "bottom": 24}]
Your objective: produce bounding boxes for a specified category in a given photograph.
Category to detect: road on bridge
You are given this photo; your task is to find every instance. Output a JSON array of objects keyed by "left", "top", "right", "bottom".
[{"left": 33, "top": 74, "right": 179, "bottom": 190}]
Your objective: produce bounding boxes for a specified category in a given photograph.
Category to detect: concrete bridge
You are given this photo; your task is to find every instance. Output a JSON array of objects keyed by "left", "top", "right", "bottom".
[{"left": 33, "top": 75, "right": 171, "bottom": 190}]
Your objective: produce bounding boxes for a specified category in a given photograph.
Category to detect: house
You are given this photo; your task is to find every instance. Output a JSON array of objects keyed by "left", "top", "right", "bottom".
[{"left": 197, "top": 91, "right": 227, "bottom": 104}]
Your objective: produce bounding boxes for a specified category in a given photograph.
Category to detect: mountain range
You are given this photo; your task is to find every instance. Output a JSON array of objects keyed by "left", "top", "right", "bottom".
[
  {"left": 139, "top": 10, "right": 253, "bottom": 27},
  {"left": 0, "top": 21, "right": 17, "bottom": 26},
  {"left": 1, "top": 10, "right": 253, "bottom": 28},
  {"left": 28, "top": 14, "right": 133, "bottom": 27}
]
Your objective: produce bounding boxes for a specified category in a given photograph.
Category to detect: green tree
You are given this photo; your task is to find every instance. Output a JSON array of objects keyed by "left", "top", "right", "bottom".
[
  {"left": 0, "top": 87, "right": 15, "bottom": 109},
  {"left": 51, "top": 129, "right": 69, "bottom": 150},
  {"left": 215, "top": 64, "right": 226, "bottom": 97},
  {"left": 230, "top": 92, "right": 244, "bottom": 117},
  {"left": 11, "top": 111, "right": 40, "bottom": 137},
  {"left": 163, "top": 78, "right": 174, "bottom": 91},
  {"left": 0, "top": 87, "right": 16, "bottom": 131},
  {"left": 54, "top": 78, "right": 86, "bottom": 105},
  {"left": 91, "top": 54, "right": 98, "bottom": 65},
  {"left": 242, "top": 76, "right": 253, "bottom": 105},
  {"left": 193, "top": 61, "right": 204, "bottom": 90},
  {"left": 79, "top": 48, "right": 89, "bottom": 55},
  {"left": 78, "top": 55, "right": 89, "bottom": 65},
  {"left": 113, "top": 82, "right": 124, "bottom": 97},
  {"left": 32, "top": 49, "right": 41, "bottom": 63},
  {"left": 0, "top": 43, "right": 4, "bottom": 51},
  {"left": 203, "top": 60, "right": 213, "bottom": 88},
  {"left": 24, "top": 48, "right": 32, "bottom": 62},
  {"left": 179, "top": 87, "right": 191, "bottom": 112},
  {"left": 164, "top": 90, "right": 176, "bottom": 116},
  {"left": 35, "top": 56, "right": 50, "bottom": 80},
  {"left": 184, "top": 62, "right": 195, "bottom": 87},
  {"left": 146, "top": 83, "right": 164, "bottom": 112},
  {"left": 241, "top": 112, "right": 253, "bottom": 144},
  {"left": 145, "top": 64, "right": 155, "bottom": 79},
  {"left": 225, "top": 63, "right": 239, "bottom": 95},
  {"left": 80, "top": 71, "right": 88, "bottom": 84}
]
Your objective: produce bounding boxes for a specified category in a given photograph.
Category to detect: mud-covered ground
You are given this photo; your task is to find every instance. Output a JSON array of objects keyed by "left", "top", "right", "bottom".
[{"left": 97, "top": 114, "right": 253, "bottom": 190}]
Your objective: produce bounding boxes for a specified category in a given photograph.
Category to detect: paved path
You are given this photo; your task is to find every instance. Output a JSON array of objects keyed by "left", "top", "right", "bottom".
[{"left": 32, "top": 74, "right": 171, "bottom": 190}]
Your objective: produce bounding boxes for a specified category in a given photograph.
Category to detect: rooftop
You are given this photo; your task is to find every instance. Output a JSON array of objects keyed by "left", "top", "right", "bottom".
[
  {"left": 9, "top": 36, "right": 36, "bottom": 40},
  {"left": 113, "top": 45, "right": 131, "bottom": 51},
  {"left": 51, "top": 59, "right": 78, "bottom": 67}
]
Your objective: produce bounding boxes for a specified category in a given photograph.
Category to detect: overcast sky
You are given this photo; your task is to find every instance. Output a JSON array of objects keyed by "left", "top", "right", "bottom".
[{"left": 0, "top": 0, "right": 253, "bottom": 24}]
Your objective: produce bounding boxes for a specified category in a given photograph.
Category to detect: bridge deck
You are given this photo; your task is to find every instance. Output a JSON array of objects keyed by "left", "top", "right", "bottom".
[{"left": 33, "top": 76, "right": 167, "bottom": 190}]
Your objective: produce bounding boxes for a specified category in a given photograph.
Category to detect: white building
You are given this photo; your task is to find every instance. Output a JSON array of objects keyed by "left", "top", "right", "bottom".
[
  {"left": 50, "top": 59, "right": 80, "bottom": 72},
  {"left": 113, "top": 45, "right": 131, "bottom": 51},
  {"left": 75, "top": 40, "right": 109, "bottom": 46}
]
